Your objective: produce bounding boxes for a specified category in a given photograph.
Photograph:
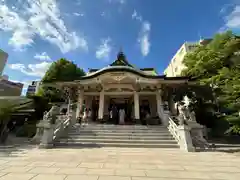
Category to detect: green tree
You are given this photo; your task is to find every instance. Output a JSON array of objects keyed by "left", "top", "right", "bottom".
[
  {"left": 0, "top": 98, "right": 34, "bottom": 143},
  {"left": 182, "top": 31, "right": 240, "bottom": 135},
  {"left": 38, "top": 58, "right": 86, "bottom": 102},
  {"left": 42, "top": 58, "right": 85, "bottom": 82},
  {"left": 0, "top": 102, "right": 14, "bottom": 143}
]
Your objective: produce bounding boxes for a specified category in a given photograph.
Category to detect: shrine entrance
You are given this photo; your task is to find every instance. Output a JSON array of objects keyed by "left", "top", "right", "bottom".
[{"left": 108, "top": 95, "right": 134, "bottom": 124}]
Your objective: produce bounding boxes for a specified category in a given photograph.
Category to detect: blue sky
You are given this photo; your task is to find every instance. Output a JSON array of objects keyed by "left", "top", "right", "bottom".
[{"left": 0, "top": 0, "right": 240, "bottom": 94}]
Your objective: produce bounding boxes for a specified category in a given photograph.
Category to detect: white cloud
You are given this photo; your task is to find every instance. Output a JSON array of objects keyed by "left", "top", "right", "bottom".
[
  {"left": 131, "top": 10, "right": 151, "bottom": 56},
  {"left": 220, "top": 3, "right": 240, "bottom": 32},
  {"left": 73, "top": 12, "right": 84, "bottom": 17},
  {"left": 0, "top": 5, "right": 34, "bottom": 50},
  {"left": 132, "top": 10, "right": 142, "bottom": 22},
  {"left": 8, "top": 61, "right": 52, "bottom": 77},
  {"left": 220, "top": 4, "right": 234, "bottom": 14},
  {"left": 108, "top": 0, "right": 126, "bottom": 4},
  {"left": 138, "top": 21, "right": 151, "bottom": 56},
  {"left": 225, "top": 5, "right": 240, "bottom": 29},
  {"left": 34, "top": 52, "right": 52, "bottom": 61},
  {"left": 0, "top": 0, "right": 88, "bottom": 53},
  {"left": 96, "top": 38, "right": 112, "bottom": 60}
]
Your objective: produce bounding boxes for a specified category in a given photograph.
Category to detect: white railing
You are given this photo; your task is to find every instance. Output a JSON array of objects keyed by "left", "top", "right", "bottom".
[
  {"left": 37, "top": 114, "right": 72, "bottom": 148},
  {"left": 168, "top": 117, "right": 181, "bottom": 144},
  {"left": 167, "top": 116, "right": 195, "bottom": 152},
  {"left": 53, "top": 116, "right": 71, "bottom": 141}
]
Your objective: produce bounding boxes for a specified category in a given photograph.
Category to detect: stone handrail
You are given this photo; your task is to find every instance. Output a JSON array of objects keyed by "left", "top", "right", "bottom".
[
  {"left": 32, "top": 115, "right": 68, "bottom": 144},
  {"left": 39, "top": 115, "right": 71, "bottom": 148},
  {"left": 168, "top": 117, "right": 181, "bottom": 143},
  {"left": 53, "top": 116, "right": 70, "bottom": 141},
  {"left": 168, "top": 116, "right": 195, "bottom": 152}
]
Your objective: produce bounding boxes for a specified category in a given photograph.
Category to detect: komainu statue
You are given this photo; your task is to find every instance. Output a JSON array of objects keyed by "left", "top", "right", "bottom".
[
  {"left": 176, "top": 99, "right": 196, "bottom": 125},
  {"left": 43, "top": 105, "right": 60, "bottom": 124},
  {"left": 189, "top": 110, "right": 197, "bottom": 122},
  {"left": 177, "top": 102, "right": 187, "bottom": 125}
]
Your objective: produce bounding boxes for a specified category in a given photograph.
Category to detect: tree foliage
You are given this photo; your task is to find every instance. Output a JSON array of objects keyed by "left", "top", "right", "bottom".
[
  {"left": 38, "top": 58, "right": 86, "bottom": 102},
  {"left": 182, "top": 31, "right": 240, "bottom": 135},
  {"left": 42, "top": 58, "right": 85, "bottom": 82}
]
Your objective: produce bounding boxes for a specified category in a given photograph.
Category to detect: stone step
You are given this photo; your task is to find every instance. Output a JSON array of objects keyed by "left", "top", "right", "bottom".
[
  {"left": 55, "top": 142, "right": 179, "bottom": 149},
  {"left": 68, "top": 131, "right": 170, "bottom": 137},
  {"left": 77, "top": 125, "right": 167, "bottom": 130},
  {"left": 75, "top": 131, "right": 170, "bottom": 134},
  {"left": 77, "top": 126, "right": 167, "bottom": 130},
  {"left": 70, "top": 129, "right": 170, "bottom": 133},
  {"left": 57, "top": 138, "right": 177, "bottom": 144},
  {"left": 65, "top": 135, "right": 174, "bottom": 140},
  {"left": 75, "top": 125, "right": 166, "bottom": 128},
  {"left": 59, "top": 124, "right": 178, "bottom": 149}
]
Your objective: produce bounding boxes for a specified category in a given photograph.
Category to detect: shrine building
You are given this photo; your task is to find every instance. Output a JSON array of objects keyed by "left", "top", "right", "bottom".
[{"left": 56, "top": 51, "right": 193, "bottom": 125}]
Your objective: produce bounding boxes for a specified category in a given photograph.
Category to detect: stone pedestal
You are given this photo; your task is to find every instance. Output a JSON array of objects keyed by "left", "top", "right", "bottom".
[
  {"left": 188, "top": 121, "right": 205, "bottom": 141},
  {"left": 71, "top": 110, "right": 77, "bottom": 125},
  {"left": 39, "top": 122, "right": 54, "bottom": 149},
  {"left": 31, "top": 121, "right": 44, "bottom": 144},
  {"left": 178, "top": 125, "right": 195, "bottom": 152},
  {"left": 162, "top": 111, "right": 170, "bottom": 126}
]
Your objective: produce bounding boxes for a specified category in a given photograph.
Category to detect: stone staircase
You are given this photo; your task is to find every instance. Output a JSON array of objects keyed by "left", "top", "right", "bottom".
[{"left": 55, "top": 124, "right": 179, "bottom": 148}]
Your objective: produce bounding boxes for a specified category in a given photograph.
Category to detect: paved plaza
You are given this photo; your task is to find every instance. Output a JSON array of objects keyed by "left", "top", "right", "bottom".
[{"left": 0, "top": 146, "right": 240, "bottom": 180}]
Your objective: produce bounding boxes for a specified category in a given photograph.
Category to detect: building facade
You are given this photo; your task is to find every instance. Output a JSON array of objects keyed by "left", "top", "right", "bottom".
[
  {"left": 53, "top": 52, "right": 193, "bottom": 125},
  {"left": 0, "top": 76, "right": 23, "bottom": 96},
  {"left": 26, "top": 81, "right": 40, "bottom": 96},
  {"left": 164, "top": 39, "right": 212, "bottom": 77},
  {"left": 0, "top": 49, "right": 8, "bottom": 76}
]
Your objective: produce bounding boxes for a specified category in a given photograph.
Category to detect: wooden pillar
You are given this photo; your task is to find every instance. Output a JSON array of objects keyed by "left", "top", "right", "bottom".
[
  {"left": 134, "top": 91, "right": 140, "bottom": 121},
  {"left": 98, "top": 91, "right": 104, "bottom": 121}
]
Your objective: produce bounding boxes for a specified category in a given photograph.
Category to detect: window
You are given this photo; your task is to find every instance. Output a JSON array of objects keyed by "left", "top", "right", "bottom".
[{"left": 175, "top": 67, "right": 178, "bottom": 72}]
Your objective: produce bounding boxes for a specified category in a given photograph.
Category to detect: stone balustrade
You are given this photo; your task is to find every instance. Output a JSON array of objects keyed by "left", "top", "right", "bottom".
[
  {"left": 32, "top": 114, "right": 71, "bottom": 149},
  {"left": 168, "top": 117, "right": 195, "bottom": 152}
]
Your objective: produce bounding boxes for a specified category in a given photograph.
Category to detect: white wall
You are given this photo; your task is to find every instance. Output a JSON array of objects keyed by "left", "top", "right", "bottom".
[{"left": 164, "top": 42, "right": 198, "bottom": 77}]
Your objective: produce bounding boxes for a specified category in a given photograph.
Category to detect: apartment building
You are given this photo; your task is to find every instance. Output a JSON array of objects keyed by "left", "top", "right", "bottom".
[
  {"left": 26, "top": 81, "right": 40, "bottom": 96},
  {"left": 0, "top": 49, "right": 8, "bottom": 75},
  {"left": 0, "top": 75, "right": 24, "bottom": 96},
  {"left": 164, "top": 39, "right": 212, "bottom": 77}
]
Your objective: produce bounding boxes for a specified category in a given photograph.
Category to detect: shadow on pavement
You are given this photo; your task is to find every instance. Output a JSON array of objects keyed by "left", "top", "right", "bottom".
[{"left": 0, "top": 134, "right": 37, "bottom": 157}]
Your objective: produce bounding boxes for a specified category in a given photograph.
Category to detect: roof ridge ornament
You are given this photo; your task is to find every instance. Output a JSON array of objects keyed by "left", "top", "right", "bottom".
[{"left": 110, "top": 50, "right": 133, "bottom": 67}]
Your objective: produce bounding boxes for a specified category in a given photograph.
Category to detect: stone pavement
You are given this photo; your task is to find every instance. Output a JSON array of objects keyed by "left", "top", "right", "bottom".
[{"left": 0, "top": 147, "right": 240, "bottom": 180}]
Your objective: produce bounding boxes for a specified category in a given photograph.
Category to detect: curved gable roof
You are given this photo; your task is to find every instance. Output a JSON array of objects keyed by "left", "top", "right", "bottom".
[
  {"left": 79, "top": 66, "right": 191, "bottom": 80},
  {"left": 81, "top": 66, "right": 161, "bottom": 80},
  {"left": 79, "top": 66, "right": 190, "bottom": 81}
]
